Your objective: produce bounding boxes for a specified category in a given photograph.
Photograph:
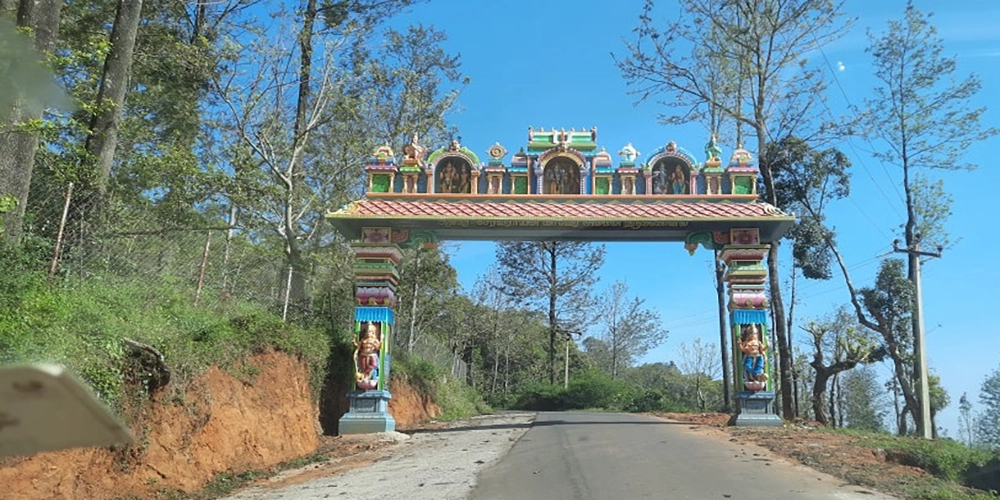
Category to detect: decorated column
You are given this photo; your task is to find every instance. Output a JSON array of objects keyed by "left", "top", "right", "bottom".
[
  {"left": 339, "top": 226, "right": 401, "bottom": 434},
  {"left": 722, "top": 228, "right": 782, "bottom": 427}
]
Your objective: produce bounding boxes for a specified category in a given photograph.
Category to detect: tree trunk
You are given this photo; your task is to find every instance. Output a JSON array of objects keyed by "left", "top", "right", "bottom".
[
  {"left": 86, "top": 0, "right": 143, "bottom": 197},
  {"left": 788, "top": 266, "right": 798, "bottom": 417},
  {"left": 715, "top": 251, "right": 731, "bottom": 412},
  {"left": 813, "top": 370, "right": 829, "bottom": 425},
  {"left": 828, "top": 372, "right": 838, "bottom": 428},
  {"left": 278, "top": 0, "right": 318, "bottom": 317},
  {"left": 0, "top": 0, "right": 62, "bottom": 241},
  {"left": 548, "top": 243, "right": 557, "bottom": 385},
  {"left": 757, "top": 122, "right": 793, "bottom": 421},
  {"left": 407, "top": 251, "right": 421, "bottom": 353}
]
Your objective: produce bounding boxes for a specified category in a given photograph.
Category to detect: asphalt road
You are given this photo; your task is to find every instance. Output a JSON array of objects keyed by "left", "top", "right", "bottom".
[{"left": 470, "top": 411, "right": 895, "bottom": 500}]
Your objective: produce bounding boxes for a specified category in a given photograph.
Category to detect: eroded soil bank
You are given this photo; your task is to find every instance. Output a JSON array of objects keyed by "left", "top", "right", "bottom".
[{"left": 0, "top": 351, "right": 438, "bottom": 500}]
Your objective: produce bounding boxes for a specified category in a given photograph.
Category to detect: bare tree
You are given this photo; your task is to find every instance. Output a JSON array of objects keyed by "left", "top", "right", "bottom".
[
  {"left": 594, "top": 281, "right": 669, "bottom": 380},
  {"left": 678, "top": 338, "right": 720, "bottom": 411},
  {"left": 857, "top": 2, "right": 997, "bottom": 437}
]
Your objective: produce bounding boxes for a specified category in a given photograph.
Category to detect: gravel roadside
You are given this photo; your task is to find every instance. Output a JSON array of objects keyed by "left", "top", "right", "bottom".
[{"left": 221, "top": 412, "right": 536, "bottom": 500}]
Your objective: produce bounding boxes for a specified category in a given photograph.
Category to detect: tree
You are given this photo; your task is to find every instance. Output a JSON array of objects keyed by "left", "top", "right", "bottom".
[
  {"left": 858, "top": 259, "right": 917, "bottom": 435},
  {"left": 958, "top": 393, "right": 974, "bottom": 446},
  {"left": 496, "top": 241, "right": 605, "bottom": 384},
  {"left": 925, "top": 373, "right": 949, "bottom": 438},
  {"left": 859, "top": 2, "right": 998, "bottom": 437},
  {"left": 211, "top": 2, "right": 459, "bottom": 317},
  {"left": 801, "top": 307, "right": 883, "bottom": 426},
  {"left": 85, "top": 0, "right": 143, "bottom": 198},
  {"left": 976, "top": 367, "right": 1000, "bottom": 449},
  {"left": 0, "top": 0, "right": 64, "bottom": 241},
  {"left": 592, "top": 280, "right": 669, "bottom": 380},
  {"left": 617, "top": 0, "right": 853, "bottom": 420},
  {"left": 395, "top": 245, "right": 460, "bottom": 354},
  {"left": 677, "top": 337, "right": 720, "bottom": 411},
  {"left": 840, "top": 365, "right": 886, "bottom": 432}
]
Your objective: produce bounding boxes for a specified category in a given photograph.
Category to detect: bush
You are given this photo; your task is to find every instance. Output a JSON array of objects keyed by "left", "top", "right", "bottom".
[
  {"left": 391, "top": 354, "right": 491, "bottom": 420},
  {"left": 856, "top": 432, "right": 1000, "bottom": 494},
  {"left": 513, "top": 382, "right": 569, "bottom": 411}
]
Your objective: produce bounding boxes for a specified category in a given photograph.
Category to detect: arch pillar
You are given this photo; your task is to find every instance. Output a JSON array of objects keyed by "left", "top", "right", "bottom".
[
  {"left": 339, "top": 227, "right": 401, "bottom": 434},
  {"left": 721, "top": 228, "right": 782, "bottom": 427}
]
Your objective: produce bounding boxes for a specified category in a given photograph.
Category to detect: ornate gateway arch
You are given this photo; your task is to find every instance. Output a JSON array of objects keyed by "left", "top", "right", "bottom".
[{"left": 328, "top": 128, "right": 794, "bottom": 433}]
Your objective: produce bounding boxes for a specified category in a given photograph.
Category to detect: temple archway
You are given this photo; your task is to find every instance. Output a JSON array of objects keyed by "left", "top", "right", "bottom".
[{"left": 331, "top": 127, "right": 793, "bottom": 434}]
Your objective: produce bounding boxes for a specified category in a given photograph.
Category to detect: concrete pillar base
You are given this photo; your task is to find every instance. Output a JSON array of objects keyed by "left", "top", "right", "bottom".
[
  {"left": 730, "top": 390, "right": 783, "bottom": 427},
  {"left": 339, "top": 390, "right": 395, "bottom": 435}
]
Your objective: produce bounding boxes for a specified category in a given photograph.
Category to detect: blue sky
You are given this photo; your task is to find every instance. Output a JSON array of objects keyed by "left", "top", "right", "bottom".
[{"left": 386, "top": 0, "right": 1000, "bottom": 436}]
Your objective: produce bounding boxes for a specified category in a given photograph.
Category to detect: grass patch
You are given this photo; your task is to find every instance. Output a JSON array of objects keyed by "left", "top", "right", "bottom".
[
  {"left": 821, "top": 427, "right": 1000, "bottom": 499},
  {"left": 0, "top": 258, "right": 333, "bottom": 416}
]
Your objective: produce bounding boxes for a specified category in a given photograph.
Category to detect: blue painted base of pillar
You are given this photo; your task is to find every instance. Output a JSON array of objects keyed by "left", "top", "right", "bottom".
[
  {"left": 339, "top": 390, "right": 395, "bottom": 435},
  {"left": 731, "top": 391, "right": 783, "bottom": 427}
]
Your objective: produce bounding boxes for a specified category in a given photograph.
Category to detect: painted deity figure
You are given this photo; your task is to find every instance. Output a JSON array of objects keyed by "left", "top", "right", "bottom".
[
  {"left": 439, "top": 161, "right": 456, "bottom": 193},
  {"left": 739, "top": 324, "right": 768, "bottom": 389},
  {"left": 652, "top": 167, "right": 668, "bottom": 194},
  {"left": 402, "top": 133, "right": 425, "bottom": 165},
  {"left": 354, "top": 323, "right": 382, "bottom": 390},
  {"left": 705, "top": 134, "right": 723, "bottom": 163},
  {"left": 670, "top": 165, "right": 686, "bottom": 194}
]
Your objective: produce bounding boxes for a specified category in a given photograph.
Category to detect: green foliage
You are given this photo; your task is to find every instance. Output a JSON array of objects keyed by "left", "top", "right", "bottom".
[
  {"left": 512, "top": 368, "right": 691, "bottom": 413},
  {"left": 870, "top": 435, "right": 1000, "bottom": 492},
  {"left": 433, "top": 377, "right": 492, "bottom": 421},
  {"left": 977, "top": 367, "right": 1000, "bottom": 450},
  {"left": 392, "top": 354, "right": 491, "bottom": 420},
  {"left": 0, "top": 260, "right": 331, "bottom": 414}
]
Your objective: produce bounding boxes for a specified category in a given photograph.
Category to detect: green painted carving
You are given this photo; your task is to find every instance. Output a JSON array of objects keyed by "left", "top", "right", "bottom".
[
  {"left": 684, "top": 231, "right": 719, "bottom": 255},
  {"left": 733, "top": 176, "right": 754, "bottom": 195},
  {"left": 371, "top": 174, "right": 391, "bottom": 193},
  {"left": 397, "top": 229, "right": 439, "bottom": 249},
  {"left": 595, "top": 177, "right": 610, "bottom": 195},
  {"left": 426, "top": 147, "right": 481, "bottom": 167},
  {"left": 513, "top": 176, "right": 528, "bottom": 194}
]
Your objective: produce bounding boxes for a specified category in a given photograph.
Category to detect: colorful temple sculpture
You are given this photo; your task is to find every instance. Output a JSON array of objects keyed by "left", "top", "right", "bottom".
[
  {"left": 359, "top": 127, "right": 764, "bottom": 197},
  {"left": 331, "top": 127, "right": 793, "bottom": 433}
]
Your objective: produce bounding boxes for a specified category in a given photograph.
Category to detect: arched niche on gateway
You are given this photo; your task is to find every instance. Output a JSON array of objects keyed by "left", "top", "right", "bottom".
[
  {"left": 537, "top": 149, "right": 586, "bottom": 195},
  {"left": 427, "top": 140, "right": 481, "bottom": 195},
  {"left": 647, "top": 141, "right": 698, "bottom": 195},
  {"left": 433, "top": 156, "right": 475, "bottom": 194}
]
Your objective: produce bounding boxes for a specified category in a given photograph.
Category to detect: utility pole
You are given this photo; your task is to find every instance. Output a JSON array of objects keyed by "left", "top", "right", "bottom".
[
  {"left": 894, "top": 236, "right": 942, "bottom": 439},
  {"left": 559, "top": 328, "right": 581, "bottom": 389}
]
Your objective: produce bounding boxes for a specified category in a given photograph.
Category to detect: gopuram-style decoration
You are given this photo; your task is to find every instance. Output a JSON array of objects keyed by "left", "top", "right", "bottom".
[
  {"left": 592, "top": 148, "right": 614, "bottom": 195},
  {"left": 703, "top": 135, "right": 724, "bottom": 195},
  {"left": 329, "top": 127, "right": 798, "bottom": 432},
  {"left": 617, "top": 142, "right": 640, "bottom": 195},
  {"left": 645, "top": 140, "right": 698, "bottom": 195},
  {"left": 484, "top": 142, "right": 507, "bottom": 195},
  {"left": 426, "top": 139, "right": 481, "bottom": 194},
  {"left": 727, "top": 145, "right": 758, "bottom": 195},
  {"left": 365, "top": 144, "right": 398, "bottom": 194}
]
